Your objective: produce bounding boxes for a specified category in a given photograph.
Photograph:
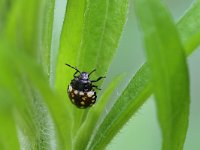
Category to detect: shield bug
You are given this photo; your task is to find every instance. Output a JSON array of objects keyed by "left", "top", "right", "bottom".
[{"left": 66, "top": 64, "right": 105, "bottom": 108}]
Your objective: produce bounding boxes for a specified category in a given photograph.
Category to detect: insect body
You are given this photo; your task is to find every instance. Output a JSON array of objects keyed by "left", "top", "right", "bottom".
[{"left": 66, "top": 64, "right": 105, "bottom": 109}]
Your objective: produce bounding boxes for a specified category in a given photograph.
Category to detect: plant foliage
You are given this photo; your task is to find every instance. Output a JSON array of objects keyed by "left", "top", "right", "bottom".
[{"left": 0, "top": 0, "right": 200, "bottom": 149}]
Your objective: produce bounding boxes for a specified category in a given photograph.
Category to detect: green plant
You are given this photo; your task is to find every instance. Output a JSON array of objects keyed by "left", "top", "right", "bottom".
[{"left": 0, "top": 0, "right": 200, "bottom": 149}]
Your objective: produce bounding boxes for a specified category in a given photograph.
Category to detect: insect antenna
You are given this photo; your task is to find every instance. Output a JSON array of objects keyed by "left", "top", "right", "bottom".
[
  {"left": 65, "top": 63, "right": 81, "bottom": 73},
  {"left": 89, "top": 69, "right": 96, "bottom": 77}
]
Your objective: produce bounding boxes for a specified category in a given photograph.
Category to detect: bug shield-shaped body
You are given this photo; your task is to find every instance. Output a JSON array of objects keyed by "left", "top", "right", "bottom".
[{"left": 68, "top": 72, "right": 97, "bottom": 108}]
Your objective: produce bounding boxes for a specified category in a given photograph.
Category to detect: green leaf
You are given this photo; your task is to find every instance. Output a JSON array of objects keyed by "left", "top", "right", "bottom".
[
  {"left": 1, "top": 0, "right": 200, "bottom": 149},
  {"left": 54, "top": 0, "right": 86, "bottom": 136},
  {"left": 0, "top": 0, "right": 8, "bottom": 33},
  {"left": 38, "top": 0, "right": 55, "bottom": 76},
  {"left": 55, "top": 0, "right": 129, "bottom": 136},
  {"left": 0, "top": 0, "right": 59, "bottom": 149},
  {"left": 76, "top": 0, "right": 129, "bottom": 76},
  {"left": 74, "top": 74, "right": 125, "bottom": 150},
  {"left": 4, "top": 0, "right": 40, "bottom": 56},
  {"left": 0, "top": 104, "right": 20, "bottom": 150},
  {"left": 0, "top": 40, "right": 72, "bottom": 149},
  {"left": 0, "top": 60, "right": 20, "bottom": 150},
  {"left": 177, "top": 0, "right": 200, "bottom": 55},
  {"left": 134, "top": 0, "right": 190, "bottom": 149},
  {"left": 3, "top": 0, "right": 55, "bottom": 71},
  {"left": 55, "top": 0, "right": 86, "bottom": 90},
  {"left": 87, "top": 66, "right": 152, "bottom": 150},
  {"left": 87, "top": 1, "right": 200, "bottom": 149},
  {"left": 16, "top": 51, "right": 73, "bottom": 149},
  {"left": 0, "top": 42, "right": 36, "bottom": 149}
]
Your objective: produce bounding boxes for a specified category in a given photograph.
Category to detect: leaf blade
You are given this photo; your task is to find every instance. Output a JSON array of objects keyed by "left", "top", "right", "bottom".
[
  {"left": 177, "top": 0, "right": 200, "bottom": 55},
  {"left": 55, "top": 0, "right": 129, "bottom": 137},
  {"left": 38, "top": 0, "right": 55, "bottom": 76},
  {"left": 87, "top": 1, "right": 200, "bottom": 149},
  {"left": 74, "top": 75, "right": 125, "bottom": 150},
  {"left": 87, "top": 65, "right": 152, "bottom": 150},
  {"left": 134, "top": 0, "right": 190, "bottom": 149}
]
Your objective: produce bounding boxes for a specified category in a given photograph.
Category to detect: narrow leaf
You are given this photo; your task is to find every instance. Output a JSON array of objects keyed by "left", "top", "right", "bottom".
[
  {"left": 38, "top": 0, "right": 55, "bottom": 76},
  {"left": 17, "top": 51, "right": 73, "bottom": 150},
  {"left": 0, "top": 42, "right": 38, "bottom": 149},
  {"left": 87, "top": 1, "right": 200, "bottom": 149},
  {"left": 55, "top": 0, "right": 129, "bottom": 136},
  {"left": 177, "top": 0, "right": 200, "bottom": 55},
  {"left": 1, "top": 0, "right": 57, "bottom": 148},
  {"left": 0, "top": 60, "right": 20, "bottom": 150},
  {"left": 74, "top": 75, "right": 124, "bottom": 150},
  {"left": 0, "top": 103, "right": 20, "bottom": 150},
  {"left": 134, "top": 0, "right": 190, "bottom": 149},
  {"left": 54, "top": 0, "right": 86, "bottom": 136},
  {"left": 77, "top": 0, "right": 129, "bottom": 78},
  {"left": 87, "top": 65, "right": 152, "bottom": 150},
  {"left": 4, "top": 0, "right": 40, "bottom": 56},
  {"left": 0, "top": 41, "right": 72, "bottom": 149}
]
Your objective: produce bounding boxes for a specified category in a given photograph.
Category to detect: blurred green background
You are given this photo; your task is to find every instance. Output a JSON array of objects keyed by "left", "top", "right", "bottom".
[
  {"left": 106, "top": 0, "right": 200, "bottom": 149},
  {"left": 0, "top": 0, "right": 198, "bottom": 149},
  {"left": 52, "top": 0, "right": 199, "bottom": 149}
]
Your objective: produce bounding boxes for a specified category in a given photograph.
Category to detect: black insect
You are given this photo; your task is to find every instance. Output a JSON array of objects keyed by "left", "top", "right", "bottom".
[{"left": 65, "top": 64, "right": 106, "bottom": 108}]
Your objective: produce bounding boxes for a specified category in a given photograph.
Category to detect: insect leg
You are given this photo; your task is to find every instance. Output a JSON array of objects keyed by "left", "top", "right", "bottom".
[
  {"left": 91, "top": 76, "right": 106, "bottom": 83},
  {"left": 92, "top": 85, "right": 101, "bottom": 90},
  {"left": 74, "top": 70, "right": 79, "bottom": 78}
]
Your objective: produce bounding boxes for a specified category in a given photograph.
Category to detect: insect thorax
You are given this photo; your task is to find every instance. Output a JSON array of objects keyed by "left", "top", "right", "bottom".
[{"left": 70, "top": 78, "right": 92, "bottom": 92}]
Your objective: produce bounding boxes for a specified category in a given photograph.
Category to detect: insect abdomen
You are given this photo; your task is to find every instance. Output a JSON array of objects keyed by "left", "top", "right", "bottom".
[{"left": 68, "top": 85, "right": 97, "bottom": 108}]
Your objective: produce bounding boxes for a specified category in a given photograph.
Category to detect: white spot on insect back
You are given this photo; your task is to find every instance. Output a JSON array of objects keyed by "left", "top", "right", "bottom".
[
  {"left": 71, "top": 93, "right": 75, "bottom": 97},
  {"left": 74, "top": 90, "right": 78, "bottom": 95},
  {"left": 81, "top": 101, "right": 85, "bottom": 105},
  {"left": 68, "top": 85, "right": 72, "bottom": 92},
  {"left": 87, "top": 91, "right": 94, "bottom": 97},
  {"left": 79, "top": 91, "right": 84, "bottom": 96}
]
